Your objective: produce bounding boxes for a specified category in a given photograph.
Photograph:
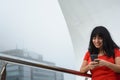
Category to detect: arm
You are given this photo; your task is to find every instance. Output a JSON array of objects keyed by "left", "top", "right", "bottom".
[
  {"left": 80, "top": 60, "right": 89, "bottom": 73},
  {"left": 107, "top": 57, "right": 120, "bottom": 73},
  {"left": 96, "top": 57, "right": 120, "bottom": 73},
  {"left": 80, "top": 60, "right": 98, "bottom": 73}
]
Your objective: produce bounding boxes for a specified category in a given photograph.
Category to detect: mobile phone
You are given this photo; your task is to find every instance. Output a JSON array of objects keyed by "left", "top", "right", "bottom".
[{"left": 90, "top": 54, "right": 98, "bottom": 61}]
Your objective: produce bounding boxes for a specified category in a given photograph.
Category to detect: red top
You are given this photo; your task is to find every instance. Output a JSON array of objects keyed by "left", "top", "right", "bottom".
[{"left": 83, "top": 48, "right": 120, "bottom": 80}]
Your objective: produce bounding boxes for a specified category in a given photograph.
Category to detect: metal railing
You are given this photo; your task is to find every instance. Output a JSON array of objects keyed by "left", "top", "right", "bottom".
[{"left": 0, "top": 53, "right": 91, "bottom": 80}]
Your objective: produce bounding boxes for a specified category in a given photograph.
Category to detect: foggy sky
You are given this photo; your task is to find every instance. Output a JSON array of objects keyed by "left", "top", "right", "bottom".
[{"left": 0, "top": 0, "right": 76, "bottom": 70}]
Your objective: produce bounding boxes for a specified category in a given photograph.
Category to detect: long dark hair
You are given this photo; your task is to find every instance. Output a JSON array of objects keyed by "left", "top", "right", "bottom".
[{"left": 88, "top": 26, "right": 119, "bottom": 57}]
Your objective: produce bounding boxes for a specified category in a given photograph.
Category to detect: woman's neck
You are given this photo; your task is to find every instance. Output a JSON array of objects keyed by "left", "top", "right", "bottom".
[{"left": 98, "top": 49, "right": 106, "bottom": 56}]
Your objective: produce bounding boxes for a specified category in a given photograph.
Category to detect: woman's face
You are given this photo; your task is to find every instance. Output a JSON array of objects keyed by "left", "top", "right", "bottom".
[{"left": 92, "top": 35, "right": 103, "bottom": 49}]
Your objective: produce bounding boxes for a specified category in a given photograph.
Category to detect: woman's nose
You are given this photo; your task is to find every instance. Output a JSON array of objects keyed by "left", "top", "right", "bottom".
[{"left": 95, "top": 38, "right": 99, "bottom": 42}]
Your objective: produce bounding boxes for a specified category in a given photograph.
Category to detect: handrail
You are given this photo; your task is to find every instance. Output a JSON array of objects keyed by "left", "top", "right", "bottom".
[{"left": 0, "top": 53, "right": 91, "bottom": 78}]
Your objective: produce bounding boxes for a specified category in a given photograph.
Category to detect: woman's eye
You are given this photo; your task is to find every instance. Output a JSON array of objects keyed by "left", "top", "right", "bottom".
[
  {"left": 93, "top": 37, "right": 96, "bottom": 39},
  {"left": 98, "top": 37, "right": 102, "bottom": 40}
]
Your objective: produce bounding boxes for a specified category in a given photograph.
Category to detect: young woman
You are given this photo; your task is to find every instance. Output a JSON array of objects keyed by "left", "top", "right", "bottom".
[{"left": 80, "top": 26, "right": 120, "bottom": 80}]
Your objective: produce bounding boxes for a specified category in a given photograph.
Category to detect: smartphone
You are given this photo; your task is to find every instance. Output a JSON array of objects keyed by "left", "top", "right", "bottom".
[{"left": 90, "top": 54, "right": 98, "bottom": 61}]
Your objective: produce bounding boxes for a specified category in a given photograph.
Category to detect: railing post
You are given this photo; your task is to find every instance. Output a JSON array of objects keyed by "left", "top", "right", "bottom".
[{"left": 0, "top": 62, "right": 7, "bottom": 80}]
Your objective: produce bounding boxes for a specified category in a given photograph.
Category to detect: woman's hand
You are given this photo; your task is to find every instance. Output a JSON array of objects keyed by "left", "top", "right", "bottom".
[
  {"left": 88, "top": 61, "right": 99, "bottom": 70},
  {"left": 94, "top": 59, "right": 108, "bottom": 66}
]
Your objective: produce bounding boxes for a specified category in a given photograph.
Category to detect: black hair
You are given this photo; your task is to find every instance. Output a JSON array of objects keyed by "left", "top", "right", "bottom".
[{"left": 88, "top": 26, "right": 119, "bottom": 57}]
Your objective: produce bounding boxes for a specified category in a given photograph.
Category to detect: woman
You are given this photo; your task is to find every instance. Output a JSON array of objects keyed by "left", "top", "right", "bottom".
[{"left": 80, "top": 26, "right": 120, "bottom": 80}]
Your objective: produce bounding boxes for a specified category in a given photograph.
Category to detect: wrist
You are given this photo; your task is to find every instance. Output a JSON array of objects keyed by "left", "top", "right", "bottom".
[
  {"left": 104, "top": 61, "right": 111, "bottom": 67},
  {"left": 87, "top": 65, "right": 91, "bottom": 70}
]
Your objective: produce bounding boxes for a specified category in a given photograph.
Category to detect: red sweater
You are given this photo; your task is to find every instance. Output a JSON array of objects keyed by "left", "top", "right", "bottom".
[{"left": 83, "top": 48, "right": 120, "bottom": 80}]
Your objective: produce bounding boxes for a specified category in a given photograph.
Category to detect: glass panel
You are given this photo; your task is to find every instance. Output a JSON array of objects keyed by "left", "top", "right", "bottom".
[
  {"left": 3, "top": 61, "right": 89, "bottom": 80},
  {"left": 0, "top": 53, "right": 91, "bottom": 80}
]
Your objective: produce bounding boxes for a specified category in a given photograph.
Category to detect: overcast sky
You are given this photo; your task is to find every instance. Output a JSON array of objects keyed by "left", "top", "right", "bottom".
[{"left": 0, "top": 0, "right": 76, "bottom": 72}]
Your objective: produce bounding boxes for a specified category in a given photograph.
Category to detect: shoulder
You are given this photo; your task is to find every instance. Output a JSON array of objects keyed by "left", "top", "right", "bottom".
[
  {"left": 85, "top": 51, "right": 90, "bottom": 56},
  {"left": 83, "top": 51, "right": 90, "bottom": 60},
  {"left": 114, "top": 48, "right": 120, "bottom": 53},
  {"left": 114, "top": 48, "right": 120, "bottom": 57}
]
